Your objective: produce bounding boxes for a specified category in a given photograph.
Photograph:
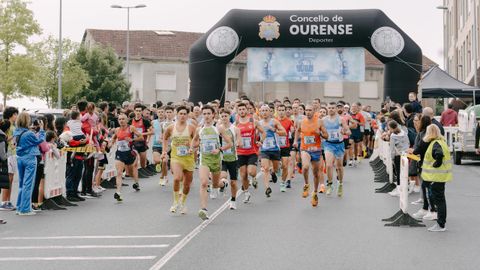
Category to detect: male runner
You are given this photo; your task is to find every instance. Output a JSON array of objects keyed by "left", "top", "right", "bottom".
[
  {"left": 162, "top": 106, "right": 196, "bottom": 215},
  {"left": 191, "top": 105, "right": 232, "bottom": 220},
  {"left": 276, "top": 104, "right": 294, "bottom": 192},
  {"left": 219, "top": 108, "right": 241, "bottom": 210},
  {"left": 236, "top": 103, "right": 265, "bottom": 203},
  {"left": 130, "top": 104, "right": 154, "bottom": 177},
  {"left": 258, "top": 105, "right": 286, "bottom": 197},
  {"left": 109, "top": 113, "right": 143, "bottom": 202},
  {"left": 294, "top": 104, "right": 327, "bottom": 207},
  {"left": 323, "top": 102, "right": 351, "bottom": 197},
  {"left": 349, "top": 102, "right": 365, "bottom": 167}
]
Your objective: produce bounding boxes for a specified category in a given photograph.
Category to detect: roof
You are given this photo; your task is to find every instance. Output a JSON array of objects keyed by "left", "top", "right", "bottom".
[
  {"left": 83, "top": 29, "right": 437, "bottom": 68},
  {"left": 419, "top": 66, "right": 480, "bottom": 98}
]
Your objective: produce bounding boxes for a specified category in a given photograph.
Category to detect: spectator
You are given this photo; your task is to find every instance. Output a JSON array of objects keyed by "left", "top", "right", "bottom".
[
  {"left": 409, "top": 92, "right": 422, "bottom": 113},
  {"left": 440, "top": 103, "right": 458, "bottom": 127},
  {"left": 0, "top": 119, "right": 9, "bottom": 223},
  {"left": 0, "top": 106, "right": 18, "bottom": 211},
  {"left": 422, "top": 107, "right": 445, "bottom": 136},
  {"left": 14, "top": 112, "right": 46, "bottom": 215}
]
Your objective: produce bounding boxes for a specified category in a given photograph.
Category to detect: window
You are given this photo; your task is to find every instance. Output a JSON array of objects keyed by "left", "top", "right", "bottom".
[
  {"left": 228, "top": 78, "right": 238, "bottom": 92},
  {"left": 155, "top": 72, "right": 176, "bottom": 91},
  {"left": 359, "top": 81, "right": 378, "bottom": 99},
  {"left": 323, "top": 82, "right": 343, "bottom": 97}
]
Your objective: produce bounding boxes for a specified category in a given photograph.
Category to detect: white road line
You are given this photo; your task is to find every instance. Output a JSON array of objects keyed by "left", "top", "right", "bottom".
[
  {"left": 1, "top": 235, "right": 180, "bottom": 240},
  {"left": 149, "top": 200, "right": 230, "bottom": 270},
  {"left": 0, "top": 244, "right": 169, "bottom": 250},
  {"left": 0, "top": 256, "right": 156, "bottom": 261}
]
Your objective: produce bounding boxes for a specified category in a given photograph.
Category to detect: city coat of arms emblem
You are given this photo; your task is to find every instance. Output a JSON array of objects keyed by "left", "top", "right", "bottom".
[{"left": 259, "top": 15, "right": 280, "bottom": 41}]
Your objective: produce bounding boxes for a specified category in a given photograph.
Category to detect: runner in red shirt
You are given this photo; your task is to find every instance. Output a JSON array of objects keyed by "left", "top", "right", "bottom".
[
  {"left": 236, "top": 103, "right": 265, "bottom": 204},
  {"left": 277, "top": 104, "right": 294, "bottom": 192}
]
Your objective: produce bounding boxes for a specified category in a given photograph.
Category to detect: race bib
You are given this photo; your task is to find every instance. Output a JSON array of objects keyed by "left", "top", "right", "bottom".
[
  {"left": 263, "top": 137, "right": 275, "bottom": 149},
  {"left": 202, "top": 139, "right": 217, "bottom": 154},
  {"left": 176, "top": 146, "right": 189, "bottom": 157},
  {"left": 278, "top": 136, "right": 287, "bottom": 147},
  {"left": 304, "top": 136, "right": 315, "bottom": 145},
  {"left": 117, "top": 141, "right": 130, "bottom": 152},
  {"left": 136, "top": 127, "right": 143, "bottom": 137},
  {"left": 242, "top": 137, "right": 252, "bottom": 149},
  {"left": 223, "top": 148, "right": 233, "bottom": 155},
  {"left": 328, "top": 129, "right": 341, "bottom": 141}
]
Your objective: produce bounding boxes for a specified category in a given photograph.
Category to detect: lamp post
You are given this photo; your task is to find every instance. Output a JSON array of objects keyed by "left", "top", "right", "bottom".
[
  {"left": 110, "top": 4, "right": 146, "bottom": 89},
  {"left": 58, "top": 0, "right": 62, "bottom": 109}
]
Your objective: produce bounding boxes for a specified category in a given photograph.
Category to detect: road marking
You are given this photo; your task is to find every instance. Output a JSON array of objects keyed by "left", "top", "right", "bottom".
[
  {"left": 149, "top": 200, "right": 230, "bottom": 270},
  {"left": 0, "top": 244, "right": 169, "bottom": 250},
  {"left": 1, "top": 235, "right": 180, "bottom": 240},
  {"left": 0, "top": 256, "right": 156, "bottom": 261}
]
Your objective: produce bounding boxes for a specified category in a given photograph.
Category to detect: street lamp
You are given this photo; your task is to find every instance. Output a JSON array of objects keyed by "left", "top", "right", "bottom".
[
  {"left": 58, "top": 0, "right": 62, "bottom": 109},
  {"left": 110, "top": 4, "right": 146, "bottom": 91}
]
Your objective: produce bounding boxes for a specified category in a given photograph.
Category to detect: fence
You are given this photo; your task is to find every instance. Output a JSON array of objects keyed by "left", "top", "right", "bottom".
[{"left": 369, "top": 133, "right": 425, "bottom": 227}]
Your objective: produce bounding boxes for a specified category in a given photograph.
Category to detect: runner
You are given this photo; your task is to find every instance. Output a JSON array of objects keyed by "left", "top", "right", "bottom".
[
  {"left": 152, "top": 108, "right": 166, "bottom": 185},
  {"left": 236, "top": 102, "right": 265, "bottom": 203},
  {"left": 219, "top": 108, "right": 241, "bottom": 210},
  {"left": 160, "top": 106, "right": 176, "bottom": 184},
  {"left": 361, "top": 105, "right": 373, "bottom": 158},
  {"left": 323, "top": 102, "right": 351, "bottom": 197},
  {"left": 258, "top": 105, "right": 286, "bottom": 197},
  {"left": 191, "top": 105, "right": 232, "bottom": 220},
  {"left": 162, "top": 106, "right": 196, "bottom": 215},
  {"left": 349, "top": 102, "right": 365, "bottom": 167},
  {"left": 109, "top": 113, "right": 143, "bottom": 202},
  {"left": 294, "top": 104, "right": 327, "bottom": 207},
  {"left": 276, "top": 104, "right": 294, "bottom": 192},
  {"left": 130, "top": 104, "right": 154, "bottom": 177},
  {"left": 338, "top": 102, "right": 352, "bottom": 167}
]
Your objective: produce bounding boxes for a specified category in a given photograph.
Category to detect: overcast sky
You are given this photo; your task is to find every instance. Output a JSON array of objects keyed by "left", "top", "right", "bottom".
[{"left": 28, "top": 0, "right": 444, "bottom": 65}]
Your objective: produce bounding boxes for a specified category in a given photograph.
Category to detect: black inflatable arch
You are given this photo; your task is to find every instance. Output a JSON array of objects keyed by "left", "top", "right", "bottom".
[{"left": 189, "top": 9, "right": 422, "bottom": 104}]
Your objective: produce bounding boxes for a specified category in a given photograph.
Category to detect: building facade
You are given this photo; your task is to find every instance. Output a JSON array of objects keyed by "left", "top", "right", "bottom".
[
  {"left": 442, "top": 0, "right": 480, "bottom": 85},
  {"left": 82, "top": 29, "right": 435, "bottom": 109}
]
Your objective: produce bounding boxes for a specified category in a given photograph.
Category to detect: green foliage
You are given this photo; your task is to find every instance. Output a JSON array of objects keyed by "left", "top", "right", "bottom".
[
  {"left": 74, "top": 45, "right": 131, "bottom": 105},
  {"left": 32, "top": 36, "right": 89, "bottom": 108},
  {"left": 0, "top": 0, "right": 42, "bottom": 106}
]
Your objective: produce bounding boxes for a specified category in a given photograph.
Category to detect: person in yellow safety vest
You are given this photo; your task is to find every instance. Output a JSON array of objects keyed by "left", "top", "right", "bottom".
[{"left": 421, "top": 124, "right": 452, "bottom": 232}]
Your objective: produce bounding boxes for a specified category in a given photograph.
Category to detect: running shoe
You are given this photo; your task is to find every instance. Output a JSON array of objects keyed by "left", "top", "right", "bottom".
[
  {"left": 311, "top": 192, "right": 319, "bottom": 207},
  {"left": 17, "top": 211, "right": 36, "bottom": 216},
  {"left": 427, "top": 224, "right": 446, "bottom": 232},
  {"left": 412, "top": 208, "right": 428, "bottom": 219},
  {"left": 302, "top": 184, "right": 310, "bottom": 198},
  {"left": 265, "top": 187, "right": 272, "bottom": 198},
  {"left": 337, "top": 183, "right": 343, "bottom": 197},
  {"left": 280, "top": 182, "right": 287, "bottom": 192},
  {"left": 198, "top": 209, "right": 209, "bottom": 220},
  {"left": 114, "top": 192, "right": 123, "bottom": 202},
  {"left": 423, "top": 211, "right": 438, "bottom": 221},
  {"left": 0, "top": 202, "right": 15, "bottom": 211},
  {"left": 326, "top": 183, "right": 333, "bottom": 196},
  {"left": 219, "top": 179, "right": 229, "bottom": 193},
  {"left": 411, "top": 198, "right": 424, "bottom": 205},
  {"left": 252, "top": 177, "right": 258, "bottom": 189},
  {"left": 132, "top": 182, "right": 140, "bottom": 191},
  {"left": 271, "top": 172, "right": 277, "bottom": 183},
  {"left": 179, "top": 204, "right": 187, "bottom": 215},
  {"left": 158, "top": 177, "right": 167, "bottom": 186},
  {"left": 243, "top": 191, "right": 251, "bottom": 204},
  {"left": 170, "top": 203, "right": 178, "bottom": 213},
  {"left": 319, "top": 184, "right": 326, "bottom": 194},
  {"left": 286, "top": 180, "right": 291, "bottom": 188},
  {"left": 229, "top": 201, "right": 237, "bottom": 210}
]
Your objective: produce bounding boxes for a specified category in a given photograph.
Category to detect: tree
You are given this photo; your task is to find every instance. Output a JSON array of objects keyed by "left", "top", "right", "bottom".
[
  {"left": 32, "top": 36, "right": 89, "bottom": 108},
  {"left": 74, "top": 45, "right": 130, "bottom": 105},
  {"left": 0, "top": 0, "right": 42, "bottom": 106}
]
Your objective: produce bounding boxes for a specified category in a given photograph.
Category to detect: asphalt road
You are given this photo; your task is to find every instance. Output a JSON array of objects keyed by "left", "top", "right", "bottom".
[{"left": 1, "top": 159, "right": 479, "bottom": 270}]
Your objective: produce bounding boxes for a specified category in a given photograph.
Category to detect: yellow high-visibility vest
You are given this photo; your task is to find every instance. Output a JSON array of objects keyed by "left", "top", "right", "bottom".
[{"left": 421, "top": 139, "right": 452, "bottom": 182}]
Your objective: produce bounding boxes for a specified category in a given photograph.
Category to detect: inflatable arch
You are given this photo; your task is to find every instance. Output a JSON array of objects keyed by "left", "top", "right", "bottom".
[{"left": 189, "top": 9, "right": 422, "bottom": 104}]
